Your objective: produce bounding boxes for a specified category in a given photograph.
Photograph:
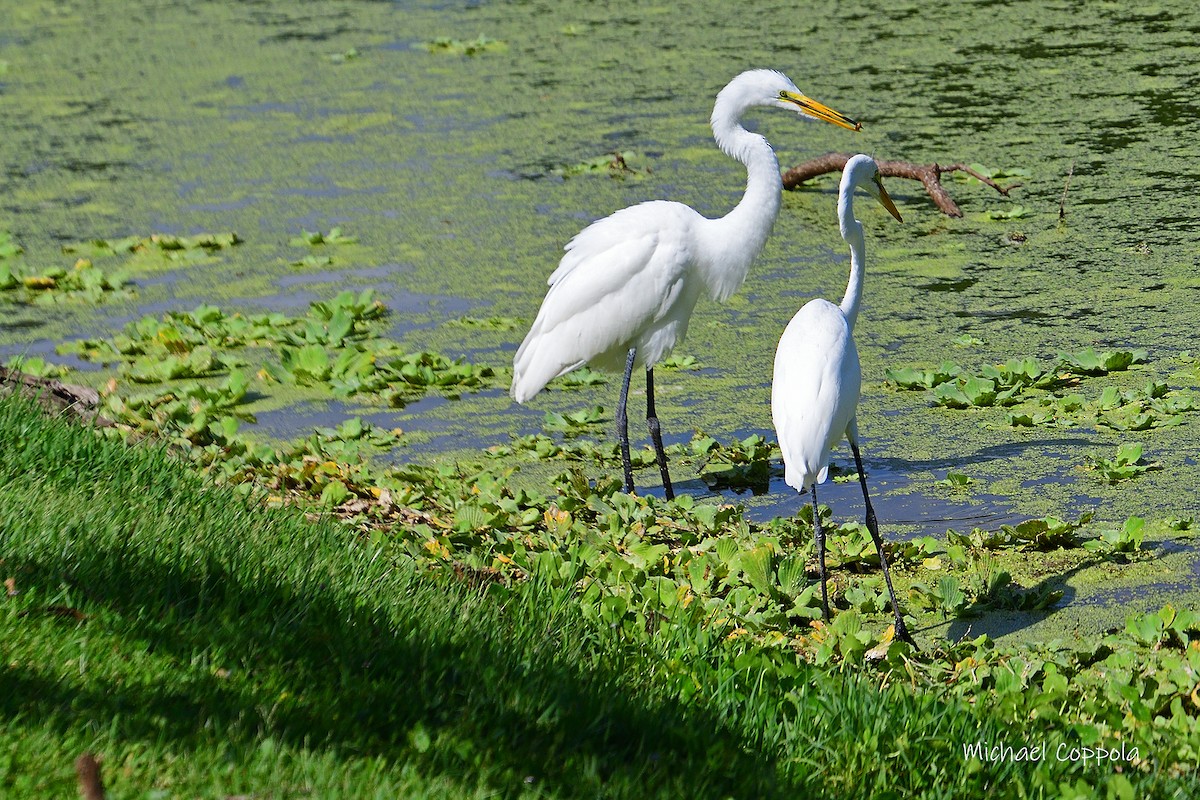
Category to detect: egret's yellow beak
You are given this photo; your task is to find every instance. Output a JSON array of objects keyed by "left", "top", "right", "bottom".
[
  {"left": 874, "top": 178, "right": 903, "bottom": 222},
  {"left": 780, "top": 91, "right": 862, "bottom": 131}
]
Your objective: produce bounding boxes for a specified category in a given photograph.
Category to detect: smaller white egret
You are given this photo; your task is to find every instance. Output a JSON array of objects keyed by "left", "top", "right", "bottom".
[
  {"left": 512, "top": 70, "right": 862, "bottom": 499},
  {"left": 771, "top": 154, "right": 912, "bottom": 643}
]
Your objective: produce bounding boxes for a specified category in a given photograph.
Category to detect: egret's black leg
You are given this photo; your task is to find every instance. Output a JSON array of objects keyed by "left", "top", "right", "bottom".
[
  {"left": 617, "top": 348, "right": 636, "bottom": 493},
  {"left": 849, "top": 438, "right": 915, "bottom": 646},
  {"left": 645, "top": 366, "right": 675, "bottom": 501},
  {"left": 811, "top": 483, "right": 830, "bottom": 622}
]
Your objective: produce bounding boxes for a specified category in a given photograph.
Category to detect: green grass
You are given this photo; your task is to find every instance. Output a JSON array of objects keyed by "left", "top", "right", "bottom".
[{"left": 0, "top": 392, "right": 1195, "bottom": 798}]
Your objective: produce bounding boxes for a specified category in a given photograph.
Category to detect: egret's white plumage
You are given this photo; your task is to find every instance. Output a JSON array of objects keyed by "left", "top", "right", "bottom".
[
  {"left": 512, "top": 70, "right": 861, "bottom": 497},
  {"left": 771, "top": 154, "right": 914, "bottom": 643},
  {"left": 773, "top": 299, "right": 861, "bottom": 490}
]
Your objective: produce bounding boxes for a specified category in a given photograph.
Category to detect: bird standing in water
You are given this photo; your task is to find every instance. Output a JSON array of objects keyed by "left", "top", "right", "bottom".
[
  {"left": 771, "top": 153, "right": 913, "bottom": 643},
  {"left": 512, "top": 69, "right": 861, "bottom": 499}
]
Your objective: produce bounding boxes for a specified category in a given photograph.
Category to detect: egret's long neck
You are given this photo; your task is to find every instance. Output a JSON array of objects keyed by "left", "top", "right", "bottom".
[
  {"left": 713, "top": 121, "right": 783, "bottom": 238},
  {"left": 701, "top": 109, "right": 783, "bottom": 300},
  {"left": 838, "top": 184, "right": 867, "bottom": 331}
]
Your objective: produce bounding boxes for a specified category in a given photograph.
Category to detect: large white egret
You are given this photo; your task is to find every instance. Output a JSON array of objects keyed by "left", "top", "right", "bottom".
[
  {"left": 512, "top": 69, "right": 861, "bottom": 499},
  {"left": 771, "top": 154, "right": 913, "bottom": 642}
]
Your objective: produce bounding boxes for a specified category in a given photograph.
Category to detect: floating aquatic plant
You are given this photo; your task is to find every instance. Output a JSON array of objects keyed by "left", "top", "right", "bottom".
[
  {"left": 1085, "top": 516, "right": 1146, "bottom": 554},
  {"left": 424, "top": 35, "right": 507, "bottom": 56},
  {"left": 935, "top": 471, "right": 974, "bottom": 490},
  {"left": 542, "top": 405, "right": 606, "bottom": 433},
  {"left": 289, "top": 227, "right": 358, "bottom": 247},
  {"left": 0, "top": 231, "right": 23, "bottom": 259},
  {"left": 947, "top": 512, "right": 1095, "bottom": 551},
  {"left": 661, "top": 354, "right": 699, "bottom": 370},
  {"left": 0, "top": 258, "right": 133, "bottom": 304},
  {"left": 62, "top": 232, "right": 242, "bottom": 263},
  {"left": 551, "top": 151, "right": 647, "bottom": 179},
  {"left": 4, "top": 355, "right": 69, "bottom": 378},
  {"left": 446, "top": 315, "right": 524, "bottom": 331},
  {"left": 1085, "top": 442, "right": 1159, "bottom": 483}
]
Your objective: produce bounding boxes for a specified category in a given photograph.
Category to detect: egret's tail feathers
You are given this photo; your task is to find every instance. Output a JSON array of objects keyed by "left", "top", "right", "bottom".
[
  {"left": 782, "top": 458, "right": 831, "bottom": 494},
  {"left": 511, "top": 339, "right": 586, "bottom": 404}
]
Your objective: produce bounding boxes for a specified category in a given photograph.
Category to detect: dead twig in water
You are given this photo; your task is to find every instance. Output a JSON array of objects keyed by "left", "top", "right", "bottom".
[
  {"left": 1059, "top": 160, "right": 1074, "bottom": 221},
  {"left": 781, "top": 153, "right": 1023, "bottom": 218}
]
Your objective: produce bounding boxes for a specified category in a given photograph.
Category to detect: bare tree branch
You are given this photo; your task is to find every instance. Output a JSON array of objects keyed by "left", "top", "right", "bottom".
[
  {"left": 0, "top": 366, "right": 113, "bottom": 428},
  {"left": 781, "top": 153, "right": 1023, "bottom": 218},
  {"left": 1059, "top": 160, "right": 1075, "bottom": 220}
]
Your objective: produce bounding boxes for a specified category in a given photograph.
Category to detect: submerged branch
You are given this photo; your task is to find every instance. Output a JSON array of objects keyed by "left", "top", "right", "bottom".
[{"left": 781, "top": 153, "right": 1023, "bottom": 218}]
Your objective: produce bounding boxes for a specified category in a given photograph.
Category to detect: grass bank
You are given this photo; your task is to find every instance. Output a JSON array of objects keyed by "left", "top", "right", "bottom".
[{"left": 0, "top": 391, "right": 1194, "bottom": 798}]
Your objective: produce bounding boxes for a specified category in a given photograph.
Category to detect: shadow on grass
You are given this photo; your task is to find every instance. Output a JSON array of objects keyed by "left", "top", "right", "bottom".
[
  {"left": 1, "top": 483, "right": 804, "bottom": 798},
  {"left": 0, "top": 393, "right": 1026, "bottom": 798}
]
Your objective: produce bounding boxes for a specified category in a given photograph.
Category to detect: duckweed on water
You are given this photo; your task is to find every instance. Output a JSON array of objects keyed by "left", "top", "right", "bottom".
[
  {"left": 550, "top": 151, "right": 649, "bottom": 180},
  {"left": 423, "top": 35, "right": 507, "bottom": 56},
  {"left": 445, "top": 315, "right": 525, "bottom": 331},
  {"left": 289, "top": 254, "right": 335, "bottom": 268}
]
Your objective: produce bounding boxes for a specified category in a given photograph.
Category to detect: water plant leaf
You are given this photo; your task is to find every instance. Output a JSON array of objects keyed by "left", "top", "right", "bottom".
[
  {"left": 1086, "top": 516, "right": 1145, "bottom": 554},
  {"left": 280, "top": 344, "right": 332, "bottom": 384},
  {"left": 886, "top": 361, "right": 961, "bottom": 389},
  {"left": 1085, "top": 443, "right": 1158, "bottom": 483},
  {"left": 1058, "top": 347, "right": 1147, "bottom": 376},
  {"left": 984, "top": 204, "right": 1030, "bottom": 220},
  {"left": 62, "top": 231, "right": 242, "bottom": 260},
  {"left": 0, "top": 231, "right": 24, "bottom": 259},
  {"left": 661, "top": 354, "right": 698, "bottom": 370},
  {"left": 776, "top": 555, "right": 808, "bottom": 598},
  {"left": 935, "top": 576, "right": 967, "bottom": 615},
  {"left": 555, "top": 367, "right": 608, "bottom": 388},
  {"left": 4, "top": 356, "right": 69, "bottom": 378},
  {"left": 290, "top": 227, "right": 357, "bottom": 246},
  {"left": 935, "top": 472, "right": 973, "bottom": 489},
  {"left": 738, "top": 545, "right": 774, "bottom": 594},
  {"left": 933, "top": 382, "right": 972, "bottom": 409},
  {"left": 319, "top": 480, "right": 351, "bottom": 508},
  {"left": 326, "top": 47, "right": 359, "bottom": 64},
  {"left": 1001, "top": 513, "right": 1094, "bottom": 550},
  {"left": 543, "top": 405, "right": 606, "bottom": 432}
]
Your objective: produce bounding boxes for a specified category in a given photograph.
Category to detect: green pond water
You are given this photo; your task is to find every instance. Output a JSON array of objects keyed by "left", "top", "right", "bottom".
[{"left": 2, "top": 0, "right": 1200, "bottom": 640}]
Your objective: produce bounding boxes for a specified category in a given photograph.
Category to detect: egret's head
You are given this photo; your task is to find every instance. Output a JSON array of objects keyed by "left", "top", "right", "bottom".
[
  {"left": 844, "top": 154, "right": 903, "bottom": 222},
  {"left": 716, "top": 69, "right": 862, "bottom": 132}
]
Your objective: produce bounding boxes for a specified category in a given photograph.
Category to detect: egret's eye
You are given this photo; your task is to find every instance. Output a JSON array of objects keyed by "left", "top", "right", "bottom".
[{"left": 779, "top": 90, "right": 789, "bottom": 99}]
